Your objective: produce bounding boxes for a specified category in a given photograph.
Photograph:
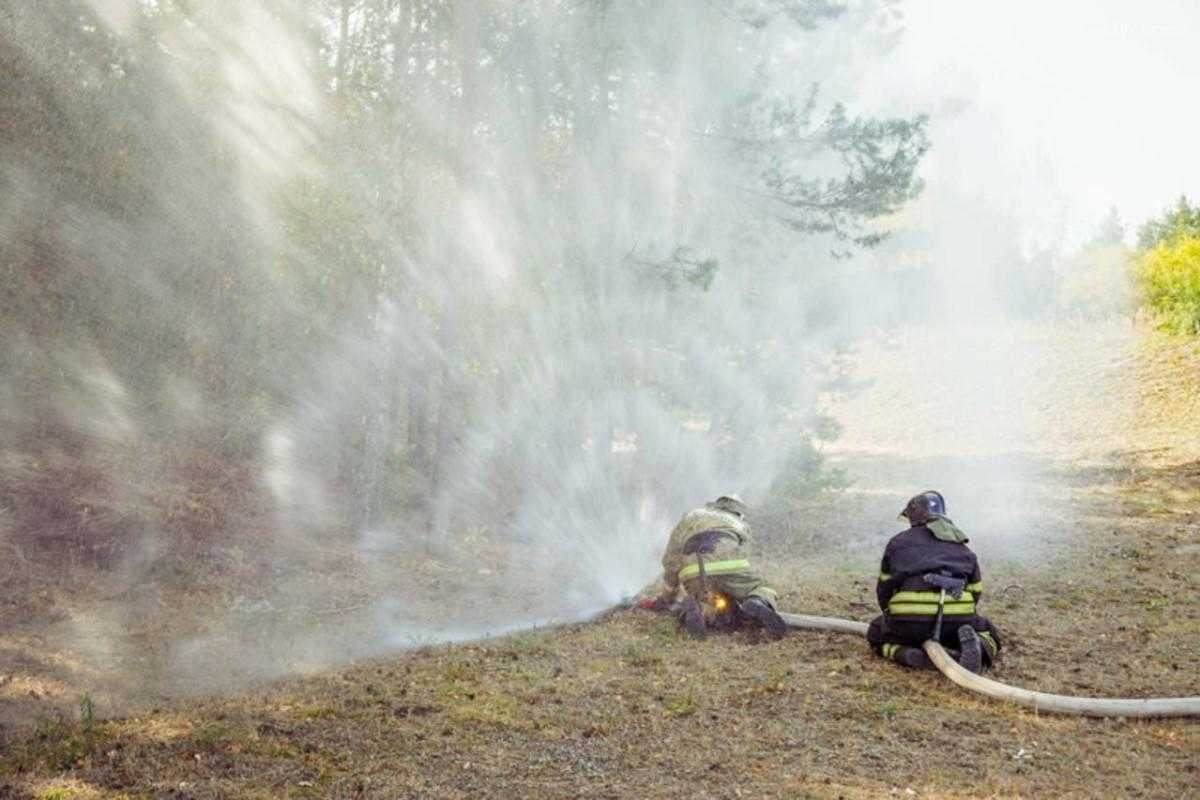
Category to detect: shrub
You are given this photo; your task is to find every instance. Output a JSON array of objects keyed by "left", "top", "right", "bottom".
[
  {"left": 1054, "top": 243, "right": 1133, "bottom": 319},
  {"left": 754, "top": 439, "right": 850, "bottom": 544},
  {"left": 1135, "top": 235, "right": 1200, "bottom": 334}
]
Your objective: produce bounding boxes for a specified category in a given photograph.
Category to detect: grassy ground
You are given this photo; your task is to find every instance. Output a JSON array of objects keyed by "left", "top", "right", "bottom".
[
  {"left": 1, "top": 325, "right": 1198, "bottom": 798},
  {"left": 1, "top": 524, "right": 1197, "bottom": 799}
]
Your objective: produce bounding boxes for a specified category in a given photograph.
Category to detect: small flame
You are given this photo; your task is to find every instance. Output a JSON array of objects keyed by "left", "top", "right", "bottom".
[{"left": 712, "top": 595, "right": 729, "bottom": 613}]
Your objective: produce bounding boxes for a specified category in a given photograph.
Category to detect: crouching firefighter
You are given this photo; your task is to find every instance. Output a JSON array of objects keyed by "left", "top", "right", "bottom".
[
  {"left": 867, "top": 491, "right": 1002, "bottom": 673},
  {"left": 646, "top": 495, "right": 787, "bottom": 640}
]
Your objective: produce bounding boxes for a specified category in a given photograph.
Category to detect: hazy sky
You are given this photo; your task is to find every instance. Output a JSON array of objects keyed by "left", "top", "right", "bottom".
[{"left": 867, "top": 0, "right": 1200, "bottom": 244}]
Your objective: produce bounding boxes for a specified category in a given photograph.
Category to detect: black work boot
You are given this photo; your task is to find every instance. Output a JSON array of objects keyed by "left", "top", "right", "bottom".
[
  {"left": 680, "top": 598, "right": 706, "bottom": 639},
  {"left": 739, "top": 597, "right": 787, "bottom": 640},
  {"left": 897, "top": 646, "right": 935, "bottom": 670},
  {"left": 957, "top": 625, "right": 983, "bottom": 674}
]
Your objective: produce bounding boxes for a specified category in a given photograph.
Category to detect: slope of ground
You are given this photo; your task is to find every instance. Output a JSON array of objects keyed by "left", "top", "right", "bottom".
[{"left": 2, "top": 321, "right": 1198, "bottom": 798}]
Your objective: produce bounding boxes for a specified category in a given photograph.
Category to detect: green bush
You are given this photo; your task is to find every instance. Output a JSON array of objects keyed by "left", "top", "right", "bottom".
[
  {"left": 755, "top": 439, "right": 849, "bottom": 544},
  {"left": 1135, "top": 235, "right": 1200, "bottom": 334}
]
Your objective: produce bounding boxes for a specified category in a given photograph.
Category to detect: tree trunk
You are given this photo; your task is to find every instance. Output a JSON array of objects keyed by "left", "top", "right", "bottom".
[{"left": 334, "top": 0, "right": 353, "bottom": 94}]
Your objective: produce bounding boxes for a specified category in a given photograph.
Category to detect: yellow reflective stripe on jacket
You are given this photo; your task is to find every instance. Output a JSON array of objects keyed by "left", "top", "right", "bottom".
[
  {"left": 879, "top": 572, "right": 892, "bottom": 581},
  {"left": 888, "top": 602, "right": 976, "bottom": 616},
  {"left": 889, "top": 590, "right": 963, "bottom": 603},
  {"left": 887, "top": 590, "right": 976, "bottom": 616},
  {"left": 677, "top": 558, "right": 752, "bottom": 582},
  {"left": 966, "top": 581, "right": 983, "bottom": 593}
]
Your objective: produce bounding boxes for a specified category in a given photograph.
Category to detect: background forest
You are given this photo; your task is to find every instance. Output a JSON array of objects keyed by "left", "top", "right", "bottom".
[{"left": 2, "top": 0, "right": 927, "bottom": 607}]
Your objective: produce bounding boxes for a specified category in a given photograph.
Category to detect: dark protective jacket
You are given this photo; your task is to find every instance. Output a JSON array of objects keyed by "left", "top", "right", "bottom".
[{"left": 876, "top": 522, "right": 983, "bottom": 622}]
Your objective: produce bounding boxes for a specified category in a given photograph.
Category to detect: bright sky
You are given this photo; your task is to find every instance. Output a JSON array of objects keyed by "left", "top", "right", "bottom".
[{"left": 866, "top": 0, "right": 1200, "bottom": 244}]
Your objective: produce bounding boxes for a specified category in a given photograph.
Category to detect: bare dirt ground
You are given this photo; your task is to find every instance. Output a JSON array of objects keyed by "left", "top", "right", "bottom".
[{"left": 2, "top": 321, "right": 1198, "bottom": 799}]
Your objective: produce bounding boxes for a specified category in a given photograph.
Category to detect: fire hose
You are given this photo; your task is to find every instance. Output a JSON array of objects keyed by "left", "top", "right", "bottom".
[{"left": 776, "top": 612, "right": 1200, "bottom": 718}]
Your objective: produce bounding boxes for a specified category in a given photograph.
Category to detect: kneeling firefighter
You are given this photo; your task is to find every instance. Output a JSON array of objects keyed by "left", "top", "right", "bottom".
[
  {"left": 868, "top": 491, "right": 1002, "bottom": 673},
  {"left": 646, "top": 495, "right": 787, "bottom": 639}
]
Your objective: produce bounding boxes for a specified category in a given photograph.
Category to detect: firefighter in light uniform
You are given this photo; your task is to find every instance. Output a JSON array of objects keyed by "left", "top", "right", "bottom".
[
  {"left": 867, "top": 491, "right": 1002, "bottom": 672},
  {"left": 652, "top": 495, "right": 787, "bottom": 639}
]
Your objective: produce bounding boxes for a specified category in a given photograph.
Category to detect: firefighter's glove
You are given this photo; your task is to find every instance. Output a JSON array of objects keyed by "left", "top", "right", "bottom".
[{"left": 639, "top": 596, "right": 672, "bottom": 613}]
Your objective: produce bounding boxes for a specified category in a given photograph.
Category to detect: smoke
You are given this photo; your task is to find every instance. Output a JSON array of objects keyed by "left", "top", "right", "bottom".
[
  {"left": 0, "top": 0, "right": 1152, "bottom": 705},
  {"left": 797, "top": 1, "right": 1165, "bottom": 564}
]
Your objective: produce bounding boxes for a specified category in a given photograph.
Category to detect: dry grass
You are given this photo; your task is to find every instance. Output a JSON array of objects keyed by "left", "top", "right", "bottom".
[
  {"left": 2, "top": 572, "right": 1198, "bottom": 799},
  {"left": 1, "top": 325, "right": 1198, "bottom": 798},
  {"left": 3, "top": 471, "right": 1197, "bottom": 800}
]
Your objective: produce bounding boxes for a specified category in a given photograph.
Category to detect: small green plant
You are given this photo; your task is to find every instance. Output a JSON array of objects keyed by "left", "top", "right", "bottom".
[
  {"left": 662, "top": 692, "right": 698, "bottom": 717},
  {"left": 649, "top": 618, "right": 681, "bottom": 644},
  {"left": 501, "top": 631, "right": 548, "bottom": 660},
  {"left": 451, "top": 691, "right": 523, "bottom": 728},
  {"left": 441, "top": 660, "right": 479, "bottom": 682},
  {"left": 34, "top": 788, "right": 73, "bottom": 800},
  {"left": 193, "top": 723, "right": 234, "bottom": 748},
  {"left": 246, "top": 739, "right": 299, "bottom": 759},
  {"left": 756, "top": 439, "right": 851, "bottom": 543},
  {"left": 79, "top": 695, "right": 94, "bottom": 735},
  {"left": 759, "top": 666, "right": 793, "bottom": 692},
  {"left": 622, "top": 644, "right": 663, "bottom": 668},
  {"left": 294, "top": 705, "right": 339, "bottom": 720}
]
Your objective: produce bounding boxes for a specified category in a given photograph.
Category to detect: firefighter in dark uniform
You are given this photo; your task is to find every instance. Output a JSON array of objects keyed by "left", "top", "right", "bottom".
[{"left": 867, "top": 491, "right": 1002, "bottom": 673}]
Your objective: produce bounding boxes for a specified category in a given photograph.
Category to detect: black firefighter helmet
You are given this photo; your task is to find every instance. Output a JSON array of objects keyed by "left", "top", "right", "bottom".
[
  {"left": 708, "top": 494, "right": 747, "bottom": 518},
  {"left": 899, "top": 490, "right": 946, "bottom": 526}
]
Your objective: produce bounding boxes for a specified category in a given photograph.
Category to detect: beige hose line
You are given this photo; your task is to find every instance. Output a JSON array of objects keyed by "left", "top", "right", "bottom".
[
  {"left": 778, "top": 612, "right": 869, "bottom": 638},
  {"left": 778, "top": 612, "right": 1200, "bottom": 718}
]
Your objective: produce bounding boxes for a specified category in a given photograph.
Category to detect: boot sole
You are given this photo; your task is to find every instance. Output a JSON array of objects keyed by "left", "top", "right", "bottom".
[
  {"left": 743, "top": 602, "right": 788, "bottom": 639},
  {"left": 957, "top": 626, "right": 983, "bottom": 674}
]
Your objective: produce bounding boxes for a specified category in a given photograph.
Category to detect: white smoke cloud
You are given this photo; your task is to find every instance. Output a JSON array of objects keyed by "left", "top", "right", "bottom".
[{"left": 4, "top": 0, "right": 1179, "bottom": 705}]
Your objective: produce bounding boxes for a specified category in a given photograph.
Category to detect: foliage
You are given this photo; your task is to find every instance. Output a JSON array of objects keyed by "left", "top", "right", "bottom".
[
  {"left": 662, "top": 691, "right": 699, "bottom": 716},
  {"left": 1132, "top": 197, "right": 1200, "bottom": 334},
  {"left": 79, "top": 695, "right": 95, "bottom": 735},
  {"left": 627, "top": 246, "right": 720, "bottom": 291},
  {"left": 1054, "top": 211, "right": 1133, "bottom": 320},
  {"left": 729, "top": 0, "right": 848, "bottom": 31},
  {"left": 754, "top": 439, "right": 849, "bottom": 543},
  {"left": 1136, "top": 196, "right": 1200, "bottom": 251},
  {"left": 1090, "top": 206, "right": 1127, "bottom": 248},
  {"left": 729, "top": 90, "right": 930, "bottom": 252},
  {"left": 1030, "top": 207, "right": 1132, "bottom": 321},
  {"left": 0, "top": 0, "right": 925, "bottom": 564},
  {"left": 770, "top": 439, "right": 849, "bottom": 497},
  {"left": 1135, "top": 235, "right": 1200, "bottom": 334}
]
